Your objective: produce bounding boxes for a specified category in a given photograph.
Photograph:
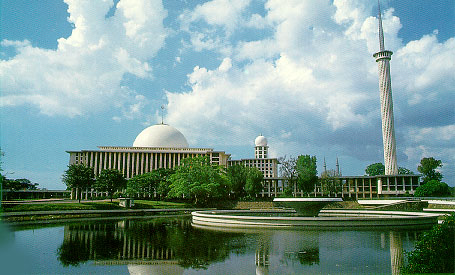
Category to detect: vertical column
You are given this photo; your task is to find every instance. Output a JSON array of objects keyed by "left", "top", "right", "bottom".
[
  {"left": 370, "top": 179, "right": 373, "bottom": 199},
  {"left": 126, "top": 152, "right": 131, "bottom": 179},
  {"left": 108, "top": 152, "right": 112, "bottom": 169},
  {"left": 122, "top": 152, "right": 126, "bottom": 177},
  {"left": 94, "top": 152, "right": 99, "bottom": 176},
  {"left": 146, "top": 153, "right": 150, "bottom": 172},
  {"left": 355, "top": 179, "right": 358, "bottom": 200}
]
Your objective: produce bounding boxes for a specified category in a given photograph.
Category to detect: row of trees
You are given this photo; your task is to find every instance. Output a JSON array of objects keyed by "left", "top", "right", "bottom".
[
  {"left": 62, "top": 154, "right": 452, "bottom": 203},
  {"left": 62, "top": 164, "right": 126, "bottom": 203},
  {"left": 364, "top": 163, "right": 414, "bottom": 176},
  {"left": 0, "top": 177, "right": 39, "bottom": 191},
  {"left": 62, "top": 156, "right": 264, "bottom": 205}
]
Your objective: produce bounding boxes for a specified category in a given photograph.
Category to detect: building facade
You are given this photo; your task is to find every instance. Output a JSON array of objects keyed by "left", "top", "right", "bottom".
[
  {"left": 67, "top": 125, "right": 420, "bottom": 200},
  {"left": 68, "top": 146, "right": 230, "bottom": 180}
]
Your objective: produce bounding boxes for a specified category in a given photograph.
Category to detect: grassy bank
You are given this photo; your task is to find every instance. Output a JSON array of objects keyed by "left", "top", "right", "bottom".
[{"left": 2, "top": 200, "right": 191, "bottom": 212}]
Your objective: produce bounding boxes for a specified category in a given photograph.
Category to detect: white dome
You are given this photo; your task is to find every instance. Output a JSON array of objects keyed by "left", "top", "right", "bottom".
[
  {"left": 133, "top": 124, "right": 189, "bottom": 148},
  {"left": 255, "top": 135, "right": 268, "bottom": 147}
]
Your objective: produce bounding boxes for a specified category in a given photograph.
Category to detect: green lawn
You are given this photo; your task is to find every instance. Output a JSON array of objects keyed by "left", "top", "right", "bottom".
[{"left": 1, "top": 200, "right": 191, "bottom": 212}]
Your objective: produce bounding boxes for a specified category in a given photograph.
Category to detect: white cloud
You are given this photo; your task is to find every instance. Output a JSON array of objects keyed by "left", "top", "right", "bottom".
[
  {"left": 395, "top": 35, "right": 455, "bottom": 104},
  {"left": 182, "top": 0, "right": 251, "bottom": 34},
  {"left": 404, "top": 124, "right": 455, "bottom": 184},
  {"left": 167, "top": 0, "right": 454, "bottom": 183},
  {"left": 0, "top": 0, "right": 167, "bottom": 117},
  {"left": 179, "top": 0, "right": 253, "bottom": 54}
]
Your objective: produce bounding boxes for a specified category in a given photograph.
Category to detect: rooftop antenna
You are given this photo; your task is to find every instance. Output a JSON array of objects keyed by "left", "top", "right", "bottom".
[{"left": 160, "top": 105, "right": 165, "bottom": 124}]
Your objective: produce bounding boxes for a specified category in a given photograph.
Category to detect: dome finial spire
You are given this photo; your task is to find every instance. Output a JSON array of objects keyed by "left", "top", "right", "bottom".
[{"left": 160, "top": 105, "right": 165, "bottom": 124}]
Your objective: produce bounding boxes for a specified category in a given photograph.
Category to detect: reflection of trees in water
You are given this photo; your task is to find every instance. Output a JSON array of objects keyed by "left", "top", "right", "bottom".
[
  {"left": 275, "top": 231, "right": 320, "bottom": 267},
  {"left": 57, "top": 217, "right": 253, "bottom": 269},
  {"left": 283, "top": 248, "right": 319, "bottom": 266}
]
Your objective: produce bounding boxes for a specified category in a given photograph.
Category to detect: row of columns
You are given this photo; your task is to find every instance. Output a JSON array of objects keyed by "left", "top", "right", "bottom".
[
  {"left": 70, "top": 187, "right": 109, "bottom": 200},
  {"left": 74, "top": 151, "right": 208, "bottom": 179},
  {"left": 257, "top": 176, "right": 419, "bottom": 198}
]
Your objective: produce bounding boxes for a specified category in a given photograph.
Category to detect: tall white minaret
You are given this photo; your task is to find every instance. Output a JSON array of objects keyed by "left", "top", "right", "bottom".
[
  {"left": 255, "top": 135, "right": 268, "bottom": 159},
  {"left": 323, "top": 157, "right": 327, "bottom": 173},
  {"left": 373, "top": 1, "right": 398, "bottom": 175},
  {"left": 336, "top": 157, "right": 340, "bottom": 176}
]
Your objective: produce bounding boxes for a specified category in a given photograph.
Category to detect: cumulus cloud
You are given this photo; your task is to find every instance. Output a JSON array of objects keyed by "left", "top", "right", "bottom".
[
  {"left": 167, "top": 0, "right": 454, "bottom": 180},
  {"left": 0, "top": 0, "right": 167, "bottom": 118},
  {"left": 179, "top": 0, "right": 254, "bottom": 54}
]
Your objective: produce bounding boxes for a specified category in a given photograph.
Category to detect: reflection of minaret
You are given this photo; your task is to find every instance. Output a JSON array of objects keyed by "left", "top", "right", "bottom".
[
  {"left": 373, "top": 1, "right": 398, "bottom": 175},
  {"left": 389, "top": 231, "right": 404, "bottom": 275},
  {"left": 255, "top": 239, "right": 270, "bottom": 275}
]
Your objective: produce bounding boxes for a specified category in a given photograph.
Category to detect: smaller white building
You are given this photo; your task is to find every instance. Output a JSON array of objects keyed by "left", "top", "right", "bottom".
[{"left": 228, "top": 135, "right": 279, "bottom": 178}]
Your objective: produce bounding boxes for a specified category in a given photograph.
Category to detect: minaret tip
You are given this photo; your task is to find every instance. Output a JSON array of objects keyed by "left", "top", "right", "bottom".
[{"left": 377, "top": 0, "right": 385, "bottom": 52}]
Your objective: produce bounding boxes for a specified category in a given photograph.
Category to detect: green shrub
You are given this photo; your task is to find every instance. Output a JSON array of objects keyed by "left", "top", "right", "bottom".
[
  {"left": 414, "top": 180, "right": 451, "bottom": 197},
  {"left": 404, "top": 214, "right": 454, "bottom": 273}
]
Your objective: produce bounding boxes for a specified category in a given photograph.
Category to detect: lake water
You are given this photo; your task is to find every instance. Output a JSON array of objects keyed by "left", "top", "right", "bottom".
[{"left": 0, "top": 215, "right": 424, "bottom": 274}]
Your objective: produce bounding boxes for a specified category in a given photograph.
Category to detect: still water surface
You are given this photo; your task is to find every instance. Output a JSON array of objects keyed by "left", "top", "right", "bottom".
[{"left": 1, "top": 216, "right": 423, "bottom": 274}]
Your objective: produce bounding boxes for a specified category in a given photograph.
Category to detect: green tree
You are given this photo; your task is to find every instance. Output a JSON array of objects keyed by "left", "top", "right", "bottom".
[
  {"left": 414, "top": 179, "right": 451, "bottom": 197},
  {"left": 3, "top": 178, "right": 38, "bottom": 191},
  {"left": 127, "top": 168, "right": 174, "bottom": 199},
  {"left": 226, "top": 165, "right": 247, "bottom": 198},
  {"left": 404, "top": 214, "right": 454, "bottom": 273},
  {"left": 226, "top": 165, "right": 264, "bottom": 199},
  {"left": 279, "top": 156, "right": 298, "bottom": 196},
  {"left": 418, "top": 157, "right": 443, "bottom": 184},
  {"left": 320, "top": 169, "right": 341, "bottom": 196},
  {"left": 168, "top": 156, "right": 230, "bottom": 205},
  {"left": 365, "top": 162, "right": 385, "bottom": 176},
  {"left": 296, "top": 155, "right": 318, "bottom": 193},
  {"left": 154, "top": 168, "right": 175, "bottom": 198},
  {"left": 244, "top": 167, "right": 264, "bottom": 198},
  {"left": 398, "top": 167, "right": 414, "bottom": 175},
  {"left": 365, "top": 162, "right": 413, "bottom": 176},
  {"left": 95, "top": 169, "right": 127, "bottom": 202},
  {"left": 127, "top": 172, "right": 159, "bottom": 197},
  {"left": 62, "top": 164, "right": 95, "bottom": 203}
]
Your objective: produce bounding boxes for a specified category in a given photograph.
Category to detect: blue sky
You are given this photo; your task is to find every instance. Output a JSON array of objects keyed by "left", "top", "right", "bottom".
[{"left": 1, "top": 0, "right": 454, "bottom": 189}]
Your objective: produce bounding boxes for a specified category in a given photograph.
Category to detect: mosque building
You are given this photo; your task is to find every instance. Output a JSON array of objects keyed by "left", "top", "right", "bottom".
[
  {"left": 67, "top": 123, "right": 279, "bottom": 182},
  {"left": 67, "top": 123, "right": 231, "bottom": 180},
  {"left": 67, "top": 122, "right": 282, "bottom": 199}
]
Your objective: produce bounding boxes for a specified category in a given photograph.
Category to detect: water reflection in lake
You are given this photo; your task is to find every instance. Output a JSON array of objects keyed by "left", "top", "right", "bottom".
[{"left": 1, "top": 216, "right": 423, "bottom": 274}]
